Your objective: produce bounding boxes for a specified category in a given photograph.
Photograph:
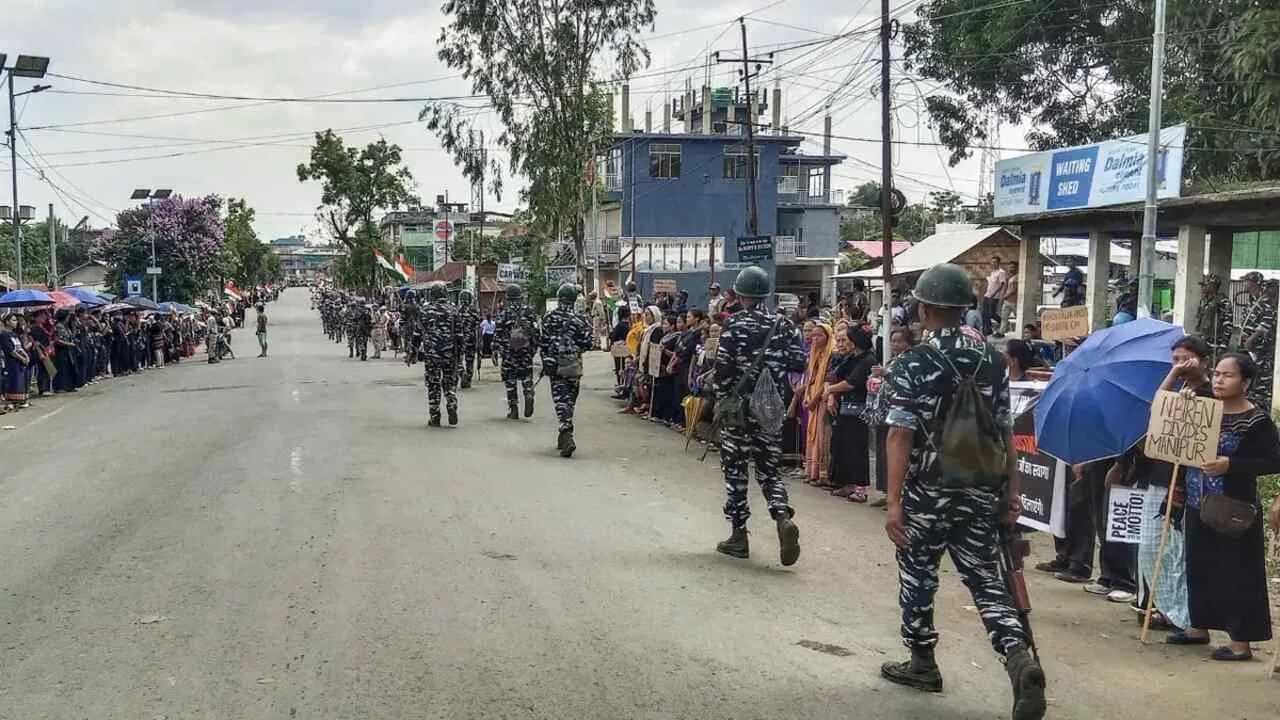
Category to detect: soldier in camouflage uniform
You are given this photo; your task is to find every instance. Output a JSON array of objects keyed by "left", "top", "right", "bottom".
[
  {"left": 456, "top": 289, "right": 482, "bottom": 388},
  {"left": 345, "top": 302, "right": 360, "bottom": 358},
  {"left": 1238, "top": 271, "right": 1276, "bottom": 408},
  {"left": 419, "top": 283, "right": 462, "bottom": 427},
  {"left": 712, "top": 266, "right": 807, "bottom": 566},
  {"left": 1195, "top": 273, "right": 1234, "bottom": 364},
  {"left": 347, "top": 302, "right": 371, "bottom": 361},
  {"left": 400, "top": 293, "right": 422, "bottom": 366},
  {"left": 539, "top": 283, "right": 594, "bottom": 457},
  {"left": 879, "top": 263, "right": 1044, "bottom": 720},
  {"left": 495, "top": 285, "right": 540, "bottom": 419}
]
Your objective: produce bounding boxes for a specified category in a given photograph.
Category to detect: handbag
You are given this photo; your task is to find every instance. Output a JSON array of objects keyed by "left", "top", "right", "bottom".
[
  {"left": 1199, "top": 495, "right": 1257, "bottom": 538},
  {"left": 837, "top": 394, "right": 865, "bottom": 418}
]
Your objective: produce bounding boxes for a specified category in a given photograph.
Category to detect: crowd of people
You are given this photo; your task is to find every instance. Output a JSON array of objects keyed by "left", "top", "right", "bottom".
[{"left": 0, "top": 289, "right": 278, "bottom": 415}]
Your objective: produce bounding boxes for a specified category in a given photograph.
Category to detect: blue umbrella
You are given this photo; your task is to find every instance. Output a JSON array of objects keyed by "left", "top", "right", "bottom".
[
  {"left": 60, "top": 286, "right": 107, "bottom": 307},
  {"left": 0, "top": 288, "right": 54, "bottom": 308},
  {"left": 1034, "top": 317, "right": 1187, "bottom": 465}
]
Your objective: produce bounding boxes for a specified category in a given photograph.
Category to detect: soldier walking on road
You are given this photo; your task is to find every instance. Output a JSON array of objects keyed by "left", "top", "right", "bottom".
[
  {"left": 495, "top": 285, "right": 540, "bottom": 420},
  {"left": 878, "top": 263, "right": 1045, "bottom": 720},
  {"left": 457, "top": 289, "right": 482, "bottom": 388},
  {"left": 712, "top": 266, "right": 806, "bottom": 566},
  {"left": 420, "top": 283, "right": 462, "bottom": 427},
  {"left": 540, "top": 283, "right": 594, "bottom": 457}
]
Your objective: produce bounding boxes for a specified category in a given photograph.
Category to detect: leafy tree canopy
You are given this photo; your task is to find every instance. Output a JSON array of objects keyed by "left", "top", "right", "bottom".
[
  {"left": 93, "top": 195, "right": 226, "bottom": 302},
  {"left": 297, "top": 131, "right": 418, "bottom": 248},
  {"left": 903, "top": 1, "right": 1280, "bottom": 179}
]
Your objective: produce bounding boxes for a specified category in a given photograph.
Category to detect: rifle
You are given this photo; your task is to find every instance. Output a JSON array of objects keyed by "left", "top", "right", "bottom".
[{"left": 998, "top": 523, "right": 1039, "bottom": 662}]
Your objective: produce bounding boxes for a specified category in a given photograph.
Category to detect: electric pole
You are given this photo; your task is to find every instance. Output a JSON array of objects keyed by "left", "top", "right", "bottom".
[
  {"left": 880, "top": 0, "right": 895, "bottom": 357},
  {"left": 716, "top": 20, "right": 773, "bottom": 237},
  {"left": 47, "top": 203, "right": 54, "bottom": 288},
  {"left": 1137, "top": 0, "right": 1168, "bottom": 318}
]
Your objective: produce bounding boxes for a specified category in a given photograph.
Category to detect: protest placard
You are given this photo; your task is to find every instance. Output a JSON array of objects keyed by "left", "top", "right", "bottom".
[
  {"left": 652, "top": 278, "right": 678, "bottom": 295},
  {"left": 647, "top": 343, "right": 665, "bottom": 377},
  {"left": 1105, "top": 487, "right": 1146, "bottom": 545},
  {"left": 1143, "top": 390, "right": 1223, "bottom": 469},
  {"left": 1040, "top": 305, "right": 1090, "bottom": 341}
]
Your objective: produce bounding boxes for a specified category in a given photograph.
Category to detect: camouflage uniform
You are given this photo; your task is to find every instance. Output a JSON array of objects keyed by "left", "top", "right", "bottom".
[
  {"left": 1239, "top": 289, "right": 1276, "bottom": 408},
  {"left": 539, "top": 298, "right": 594, "bottom": 453},
  {"left": 1195, "top": 278, "right": 1234, "bottom": 363},
  {"left": 495, "top": 301, "right": 541, "bottom": 416},
  {"left": 457, "top": 302, "right": 482, "bottom": 388},
  {"left": 882, "top": 327, "right": 1028, "bottom": 657},
  {"left": 712, "top": 307, "right": 806, "bottom": 528},
  {"left": 419, "top": 297, "right": 462, "bottom": 425}
]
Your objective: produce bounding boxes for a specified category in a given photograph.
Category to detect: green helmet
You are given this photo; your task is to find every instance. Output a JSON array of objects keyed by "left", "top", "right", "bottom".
[
  {"left": 505, "top": 284, "right": 523, "bottom": 301},
  {"left": 427, "top": 282, "right": 447, "bottom": 301},
  {"left": 557, "top": 283, "right": 579, "bottom": 304},
  {"left": 914, "top": 262, "right": 975, "bottom": 308},
  {"left": 458, "top": 289, "right": 474, "bottom": 306},
  {"left": 733, "top": 265, "right": 771, "bottom": 299}
]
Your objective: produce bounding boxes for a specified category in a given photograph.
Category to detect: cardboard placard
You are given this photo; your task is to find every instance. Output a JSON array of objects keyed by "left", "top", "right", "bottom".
[
  {"left": 1144, "top": 390, "right": 1223, "bottom": 468},
  {"left": 1040, "top": 305, "right": 1090, "bottom": 341},
  {"left": 702, "top": 337, "right": 720, "bottom": 358},
  {"left": 647, "top": 343, "right": 665, "bottom": 377},
  {"left": 652, "top": 278, "right": 678, "bottom": 295},
  {"left": 1106, "top": 487, "right": 1146, "bottom": 545}
]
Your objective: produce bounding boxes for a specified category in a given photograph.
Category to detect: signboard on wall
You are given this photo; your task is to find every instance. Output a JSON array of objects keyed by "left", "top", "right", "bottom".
[
  {"left": 993, "top": 125, "right": 1186, "bottom": 218},
  {"left": 497, "top": 263, "right": 528, "bottom": 284},
  {"left": 736, "top": 235, "right": 773, "bottom": 264},
  {"left": 545, "top": 265, "right": 577, "bottom": 286}
]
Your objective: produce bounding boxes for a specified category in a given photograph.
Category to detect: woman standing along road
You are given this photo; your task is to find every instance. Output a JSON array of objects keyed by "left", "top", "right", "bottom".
[
  {"left": 800, "top": 322, "right": 833, "bottom": 488},
  {"left": 1175, "top": 352, "right": 1280, "bottom": 661},
  {"left": 826, "top": 325, "right": 875, "bottom": 502}
]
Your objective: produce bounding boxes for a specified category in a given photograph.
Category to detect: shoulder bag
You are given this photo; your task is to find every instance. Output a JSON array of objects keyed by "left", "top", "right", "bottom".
[{"left": 1199, "top": 495, "right": 1257, "bottom": 538}]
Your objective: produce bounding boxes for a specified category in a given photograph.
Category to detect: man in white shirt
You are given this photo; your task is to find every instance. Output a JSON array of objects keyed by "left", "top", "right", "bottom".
[
  {"left": 983, "top": 256, "right": 1008, "bottom": 336},
  {"left": 206, "top": 312, "right": 221, "bottom": 364}
]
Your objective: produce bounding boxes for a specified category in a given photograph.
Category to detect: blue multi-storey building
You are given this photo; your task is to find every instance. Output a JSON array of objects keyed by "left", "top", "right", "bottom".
[{"left": 583, "top": 84, "right": 846, "bottom": 309}]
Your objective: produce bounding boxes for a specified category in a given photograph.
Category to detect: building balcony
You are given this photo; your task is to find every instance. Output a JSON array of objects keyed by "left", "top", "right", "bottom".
[
  {"left": 777, "top": 192, "right": 834, "bottom": 207},
  {"left": 775, "top": 235, "right": 807, "bottom": 264},
  {"left": 584, "top": 237, "right": 622, "bottom": 265}
]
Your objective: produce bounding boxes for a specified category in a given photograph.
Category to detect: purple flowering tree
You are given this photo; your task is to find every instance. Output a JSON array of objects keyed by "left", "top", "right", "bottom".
[{"left": 94, "top": 195, "right": 226, "bottom": 302}]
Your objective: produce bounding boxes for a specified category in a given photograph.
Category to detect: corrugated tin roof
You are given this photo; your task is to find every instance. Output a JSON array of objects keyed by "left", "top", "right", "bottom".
[
  {"left": 835, "top": 226, "right": 1015, "bottom": 278},
  {"left": 847, "top": 240, "right": 912, "bottom": 259}
]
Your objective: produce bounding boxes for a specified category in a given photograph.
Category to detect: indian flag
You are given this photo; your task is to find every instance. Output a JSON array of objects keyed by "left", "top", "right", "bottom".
[
  {"left": 396, "top": 255, "right": 415, "bottom": 282},
  {"left": 224, "top": 281, "right": 243, "bottom": 301},
  {"left": 373, "top": 249, "right": 408, "bottom": 282}
]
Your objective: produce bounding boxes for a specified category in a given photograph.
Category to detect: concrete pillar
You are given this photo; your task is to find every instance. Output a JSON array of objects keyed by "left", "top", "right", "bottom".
[
  {"left": 772, "top": 83, "right": 782, "bottom": 135},
  {"left": 621, "top": 84, "right": 631, "bottom": 133},
  {"left": 1207, "top": 227, "right": 1233, "bottom": 282},
  {"left": 644, "top": 109, "right": 652, "bottom": 133},
  {"left": 701, "top": 85, "right": 712, "bottom": 134},
  {"left": 683, "top": 90, "right": 693, "bottom": 133},
  {"left": 663, "top": 99, "right": 671, "bottom": 132},
  {"left": 823, "top": 115, "right": 833, "bottom": 202},
  {"left": 1015, "top": 233, "right": 1043, "bottom": 333},
  {"left": 1173, "top": 224, "right": 1206, "bottom": 330},
  {"left": 1086, "top": 231, "right": 1112, "bottom": 331}
]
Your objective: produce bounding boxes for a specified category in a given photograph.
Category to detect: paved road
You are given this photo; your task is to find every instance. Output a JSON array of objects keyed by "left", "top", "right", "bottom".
[{"left": 2, "top": 291, "right": 1276, "bottom": 719}]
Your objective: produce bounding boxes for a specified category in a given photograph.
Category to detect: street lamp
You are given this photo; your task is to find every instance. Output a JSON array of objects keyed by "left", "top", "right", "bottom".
[
  {"left": 4, "top": 52, "right": 51, "bottom": 287},
  {"left": 130, "top": 188, "right": 174, "bottom": 300}
]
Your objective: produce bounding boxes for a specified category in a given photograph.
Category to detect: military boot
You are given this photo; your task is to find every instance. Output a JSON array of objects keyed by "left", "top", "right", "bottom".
[
  {"left": 881, "top": 646, "right": 943, "bottom": 693},
  {"left": 524, "top": 394, "right": 535, "bottom": 418},
  {"left": 776, "top": 515, "right": 801, "bottom": 567},
  {"left": 507, "top": 403, "right": 520, "bottom": 420},
  {"left": 448, "top": 408, "right": 458, "bottom": 426},
  {"left": 428, "top": 415, "right": 442, "bottom": 428},
  {"left": 558, "top": 429, "right": 575, "bottom": 458},
  {"left": 1005, "top": 644, "right": 1046, "bottom": 720},
  {"left": 716, "top": 527, "right": 749, "bottom": 559}
]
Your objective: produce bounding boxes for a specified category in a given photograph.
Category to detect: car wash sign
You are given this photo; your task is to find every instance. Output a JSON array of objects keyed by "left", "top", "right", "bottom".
[{"left": 993, "top": 124, "right": 1186, "bottom": 218}]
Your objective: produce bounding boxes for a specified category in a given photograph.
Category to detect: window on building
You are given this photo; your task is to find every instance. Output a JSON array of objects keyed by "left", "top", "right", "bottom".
[
  {"left": 649, "top": 143, "right": 681, "bottom": 179},
  {"left": 808, "top": 167, "right": 826, "bottom": 199},
  {"left": 777, "top": 164, "right": 800, "bottom": 194},
  {"left": 722, "top": 146, "right": 760, "bottom": 179}
]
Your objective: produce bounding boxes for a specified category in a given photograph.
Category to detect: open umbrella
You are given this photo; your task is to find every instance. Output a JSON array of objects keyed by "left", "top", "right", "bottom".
[
  {"left": 0, "top": 288, "right": 54, "bottom": 308},
  {"left": 1034, "top": 317, "right": 1187, "bottom": 465},
  {"left": 61, "top": 287, "right": 108, "bottom": 307},
  {"left": 122, "top": 295, "right": 162, "bottom": 311},
  {"left": 46, "top": 290, "right": 82, "bottom": 309},
  {"left": 99, "top": 302, "right": 142, "bottom": 314}
]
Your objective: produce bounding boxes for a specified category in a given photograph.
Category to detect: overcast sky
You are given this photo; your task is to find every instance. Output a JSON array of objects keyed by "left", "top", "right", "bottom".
[{"left": 6, "top": 0, "right": 989, "bottom": 242}]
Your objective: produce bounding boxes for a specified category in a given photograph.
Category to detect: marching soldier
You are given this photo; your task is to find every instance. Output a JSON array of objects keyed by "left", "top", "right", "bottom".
[
  {"left": 457, "top": 289, "right": 482, "bottom": 388},
  {"left": 712, "top": 266, "right": 806, "bottom": 566},
  {"left": 401, "top": 291, "right": 422, "bottom": 366},
  {"left": 419, "top": 282, "right": 461, "bottom": 427},
  {"left": 1195, "top": 273, "right": 1234, "bottom": 363},
  {"left": 1238, "top": 271, "right": 1277, "bottom": 408},
  {"left": 539, "top": 283, "right": 594, "bottom": 457},
  {"left": 345, "top": 301, "right": 360, "bottom": 358},
  {"left": 878, "top": 263, "right": 1045, "bottom": 719},
  {"left": 495, "top": 285, "right": 540, "bottom": 419}
]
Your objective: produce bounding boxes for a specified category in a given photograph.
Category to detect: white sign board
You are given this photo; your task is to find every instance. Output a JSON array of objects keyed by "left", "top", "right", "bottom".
[
  {"left": 1106, "top": 487, "right": 1146, "bottom": 545},
  {"left": 497, "top": 263, "right": 528, "bottom": 284},
  {"left": 126, "top": 279, "right": 143, "bottom": 297},
  {"left": 545, "top": 265, "right": 577, "bottom": 286},
  {"left": 993, "top": 125, "right": 1186, "bottom": 218}
]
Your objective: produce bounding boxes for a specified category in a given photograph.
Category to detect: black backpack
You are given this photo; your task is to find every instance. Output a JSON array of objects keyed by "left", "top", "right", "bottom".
[{"left": 922, "top": 345, "right": 1008, "bottom": 491}]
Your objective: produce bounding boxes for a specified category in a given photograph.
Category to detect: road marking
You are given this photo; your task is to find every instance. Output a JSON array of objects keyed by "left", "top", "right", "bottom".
[
  {"left": 289, "top": 446, "right": 304, "bottom": 493},
  {"left": 291, "top": 389, "right": 300, "bottom": 403},
  {"left": 1, "top": 404, "right": 69, "bottom": 438}
]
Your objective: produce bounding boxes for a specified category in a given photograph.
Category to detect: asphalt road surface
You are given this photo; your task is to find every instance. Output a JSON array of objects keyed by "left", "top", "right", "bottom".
[{"left": 2, "top": 291, "right": 1277, "bottom": 719}]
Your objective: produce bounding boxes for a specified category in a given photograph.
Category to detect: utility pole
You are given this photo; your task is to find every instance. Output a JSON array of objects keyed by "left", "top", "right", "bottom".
[
  {"left": 738, "top": 18, "right": 759, "bottom": 235},
  {"left": 1137, "top": 0, "right": 1168, "bottom": 318},
  {"left": 879, "top": 0, "right": 895, "bottom": 357},
  {"left": 47, "top": 203, "right": 54, "bottom": 288},
  {"left": 8, "top": 76, "right": 21, "bottom": 287}
]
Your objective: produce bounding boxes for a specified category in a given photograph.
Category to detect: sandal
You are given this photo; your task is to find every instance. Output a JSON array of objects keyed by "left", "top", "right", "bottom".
[
  {"left": 848, "top": 487, "right": 868, "bottom": 503},
  {"left": 1210, "top": 646, "right": 1253, "bottom": 662}
]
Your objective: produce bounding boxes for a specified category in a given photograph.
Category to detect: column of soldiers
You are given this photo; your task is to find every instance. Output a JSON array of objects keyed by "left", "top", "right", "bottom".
[{"left": 1195, "top": 270, "right": 1276, "bottom": 407}]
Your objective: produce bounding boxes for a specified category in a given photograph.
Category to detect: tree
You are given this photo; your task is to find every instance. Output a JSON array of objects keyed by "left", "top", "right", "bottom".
[
  {"left": 839, "top": 183, "right": 933, "bottom": 245},
  {"left": 93, "top": 195, "right": 226, "bottom": 302},
  {"left": 222, "top": 198, "right": 274, "bottom": 288},
  {"left": 902, "top": 1, "right": 1280, "bottom": 179},
  {"left": 296, "top": 131, "right": 417, "bottom": 249},
  {"left": 424, "top": 0, "right": 656, "bottom": 271},
  {"left": 927, "top": 190, "right": 963, "bottom": 223}
]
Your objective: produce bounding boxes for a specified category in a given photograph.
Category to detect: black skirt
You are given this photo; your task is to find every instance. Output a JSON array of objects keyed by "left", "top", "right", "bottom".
[
  {"left": 829, "top": 414, "right": 870, "bottom": 488},
  {"left": 1185, "top": 508, "right": 1273, "bottom": 642}
]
